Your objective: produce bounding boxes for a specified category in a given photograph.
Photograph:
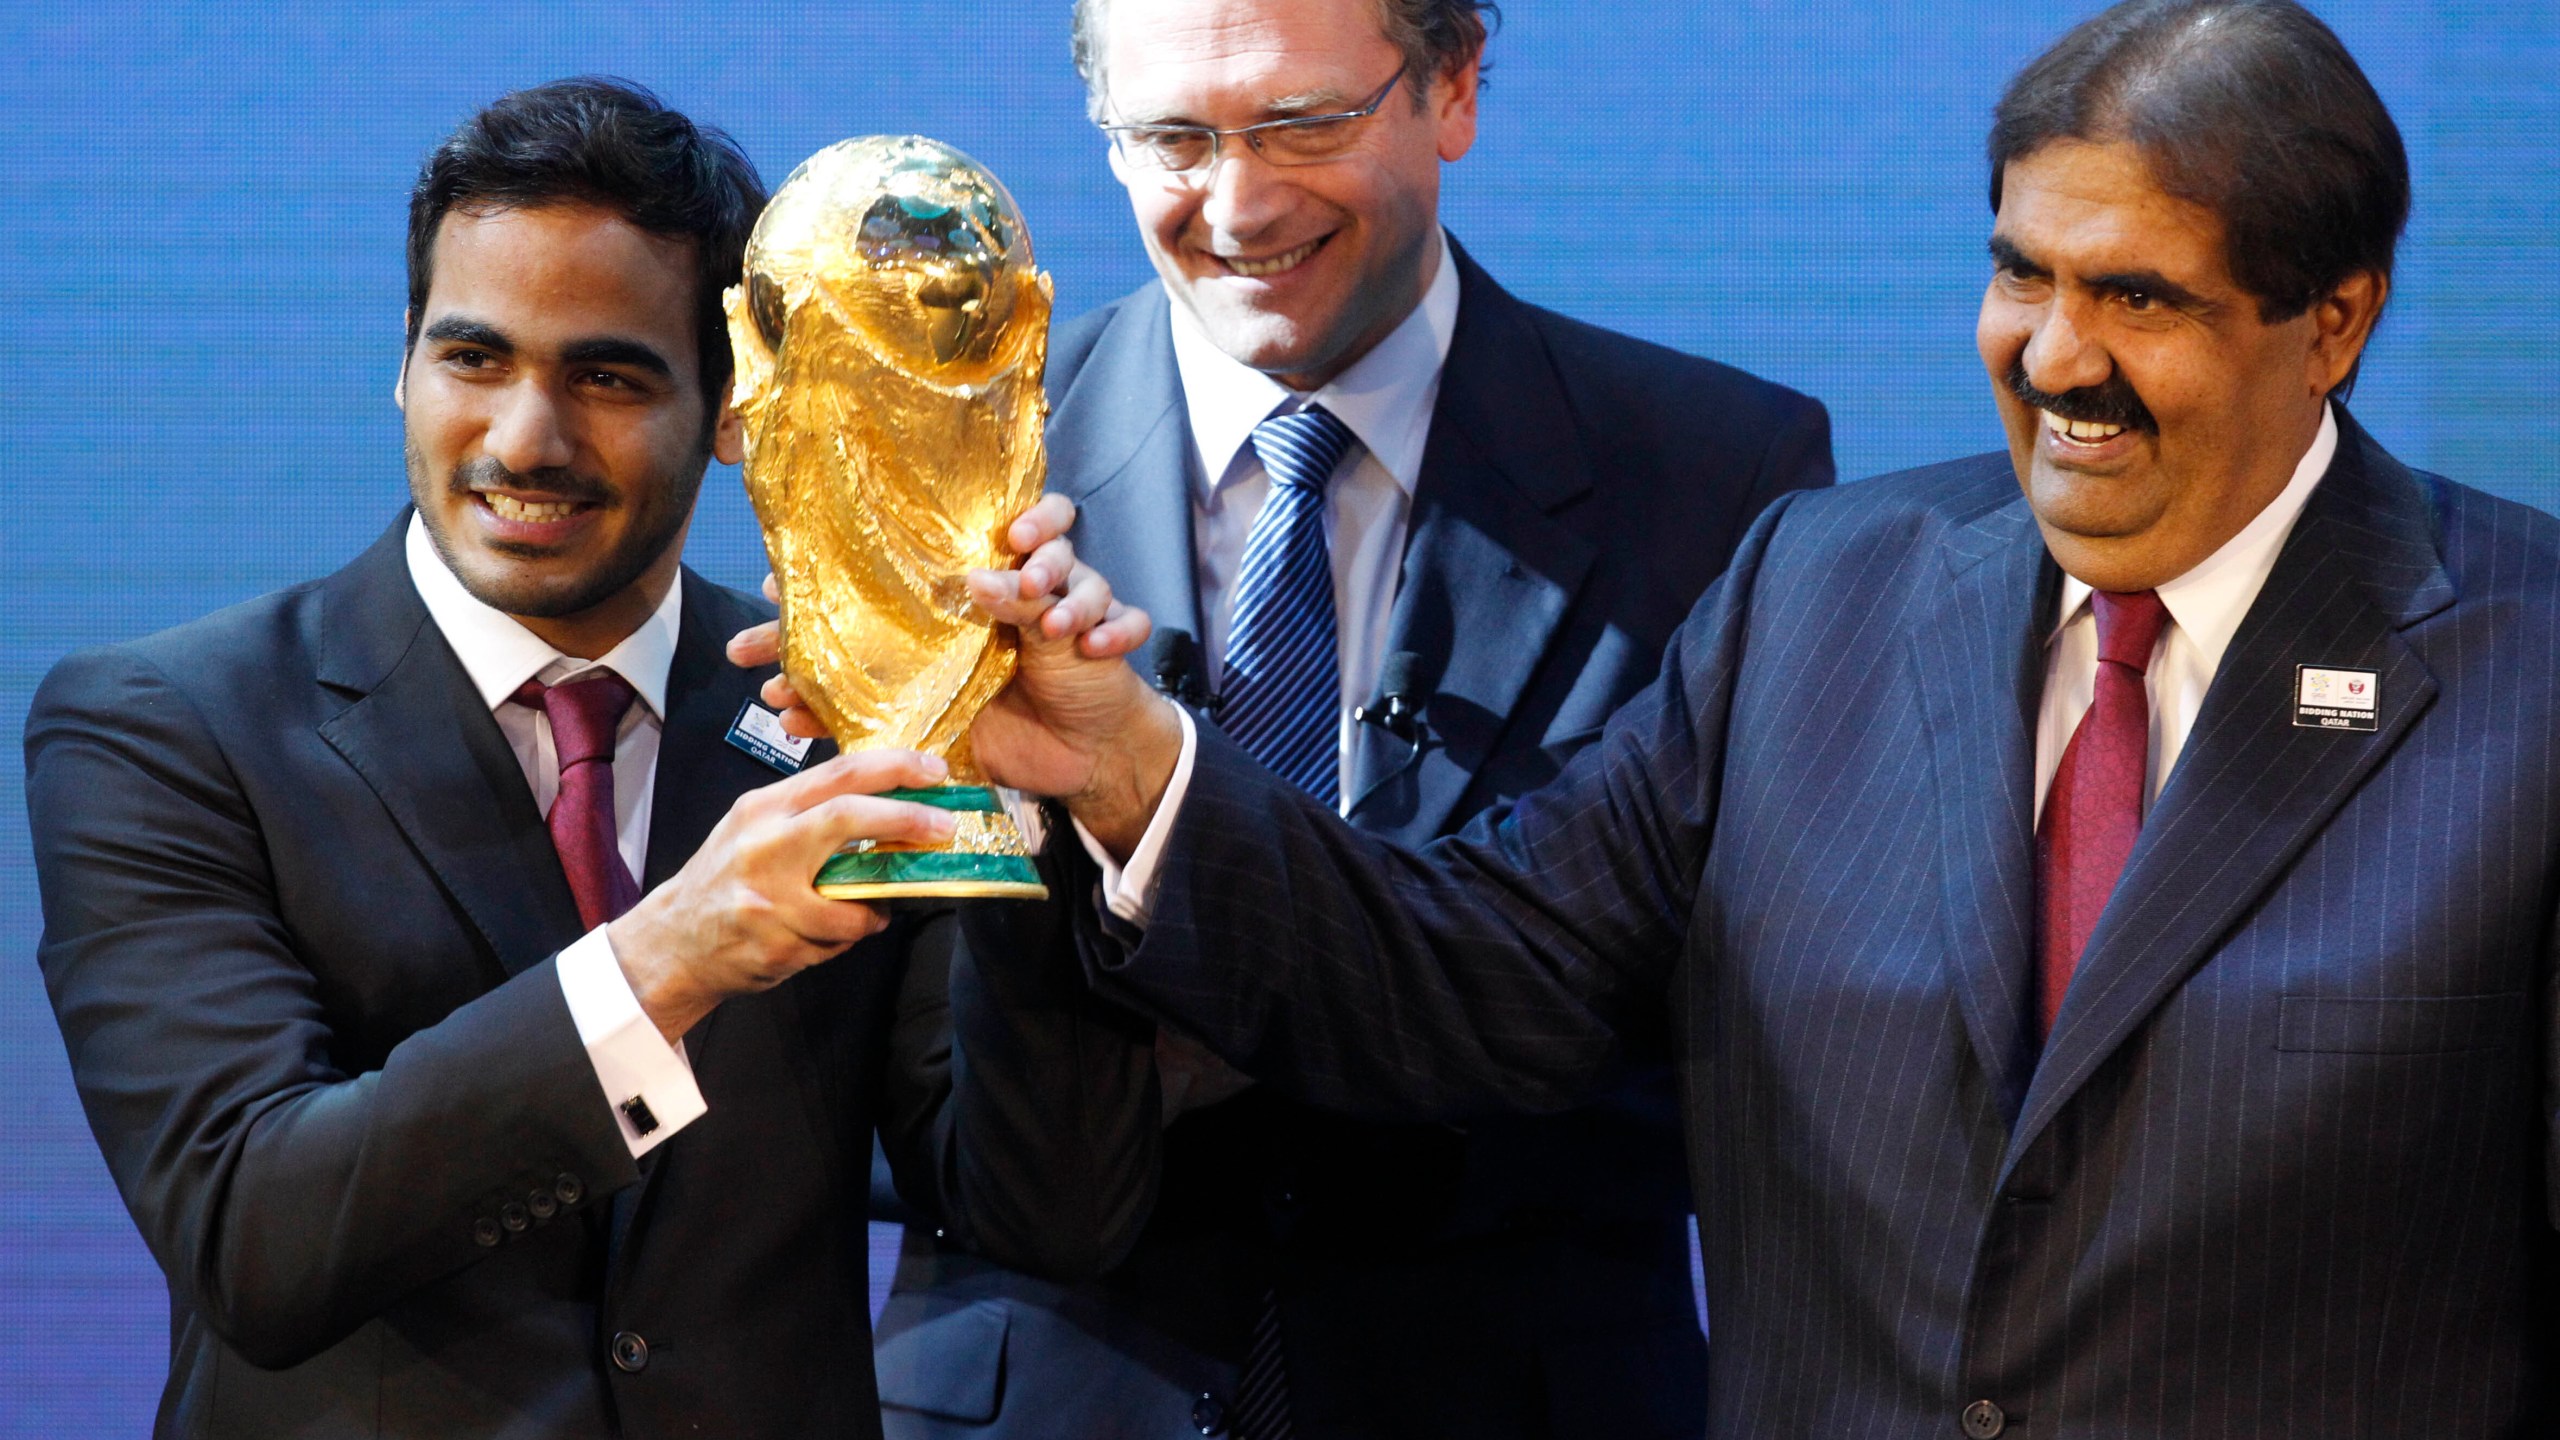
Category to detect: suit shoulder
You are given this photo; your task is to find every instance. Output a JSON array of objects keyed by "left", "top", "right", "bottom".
[
  {"left": 2419, "top": 471, "right": 2560, "bottom": 599},
  {"left": 38, "top": 582, "right": 329, "bottom": 717},
  {"left": 1751, "top": 453, "right": 2021, "bottom": 556}
]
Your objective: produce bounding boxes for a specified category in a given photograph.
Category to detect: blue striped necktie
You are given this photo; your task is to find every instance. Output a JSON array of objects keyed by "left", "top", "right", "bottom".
[{"left": 1219, "top": 405, "right": 1357, "bottom": 810}]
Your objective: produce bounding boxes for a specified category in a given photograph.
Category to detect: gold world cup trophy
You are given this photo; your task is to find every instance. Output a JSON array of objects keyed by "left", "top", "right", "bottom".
[{"left": 725, "top": 135, "right": 1052, "bottom": 900}]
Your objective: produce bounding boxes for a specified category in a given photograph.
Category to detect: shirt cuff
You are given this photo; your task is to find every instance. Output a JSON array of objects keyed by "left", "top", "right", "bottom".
[
  {"left": 1071, "top": 704, "right": 1197, "bottom": 929},
  {"left": 557, "top": 925, "right": 707, "bottom": 1158}
]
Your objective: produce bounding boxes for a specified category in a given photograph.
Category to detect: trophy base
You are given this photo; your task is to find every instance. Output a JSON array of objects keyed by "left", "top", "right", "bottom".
[{"left": 812, "top": 785, "right": 1049, "bottom": 902}]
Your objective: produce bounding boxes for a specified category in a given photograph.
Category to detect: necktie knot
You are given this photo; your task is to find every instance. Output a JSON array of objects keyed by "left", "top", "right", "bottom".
[
  {"left": 1250, "top": 405, "right": 1356, "bottom": 498},
  {"left": 512, "top": 672, "right": 637, "bottom": 770},
  {"left": 2092, "top": 589, "right": 2169, "bottom": 673}
]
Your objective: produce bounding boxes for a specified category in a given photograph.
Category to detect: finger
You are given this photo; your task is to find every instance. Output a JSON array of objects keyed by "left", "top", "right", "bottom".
[
  {"left": 1080, "top": 600, "right": 1154, "bottom": 658},
  {"left": 1016, "top": 534, "right": 1078, "bottom": 598},
  {"left": 727, "top": 618, "right": 781, "bottom": 668},
  {"left": 762, "top": 573, "right": 782, "bottom": 604},
  {"left": 1043, "top": 563, "right": 1118, "bottom": 641},
  {"left": 760, "top": 671, "right": 806, "bottom": 711},
  {"left": 967, "top": 567, "right": 1063, "bottom": 630},
  {"left": 797, "top": 791, "right": 963, "bottom": 862},
  {"left": 1005, "top": 494, "right": 1077, "bottom": 557},
  {"left": 788, "top": 902, "right": 892, "bottom": 953},
  {"left": 775, "top": 704, "right": 830, "bottom": 740},
  {"left": 767, "top": 748, "right": 951, "bottom": 815}
]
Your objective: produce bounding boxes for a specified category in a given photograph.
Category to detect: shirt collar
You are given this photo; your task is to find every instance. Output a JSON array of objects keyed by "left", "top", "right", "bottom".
[
  {"left": 2053, "top": 401, "right": 2340, "bottom": 661},
  {"left": 1167, "top": 227, "right": 1461, "bottom": 501},
  {"left": 404, "top": 510, "right": 681, "bottom": 719}
]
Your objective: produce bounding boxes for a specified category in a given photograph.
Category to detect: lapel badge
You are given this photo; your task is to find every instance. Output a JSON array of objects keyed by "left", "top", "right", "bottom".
[
  {"left": 2293, "top": 665, "right": 2379, "bottom": 733},
  {"left": 725, "top": 698, "right": 816, "bottom": 774}
]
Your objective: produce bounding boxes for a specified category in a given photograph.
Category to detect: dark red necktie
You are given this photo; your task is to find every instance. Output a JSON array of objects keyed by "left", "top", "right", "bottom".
[
  {"left": 2034, "top": 589, "right": 2170, "bottom": 1041},
  {"left": 512, "top": 673, "right": 641, "bottom": 932}
]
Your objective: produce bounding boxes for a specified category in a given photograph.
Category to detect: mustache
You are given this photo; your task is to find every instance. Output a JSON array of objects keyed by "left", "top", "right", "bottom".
[
  {"left": 2005, "top": 359, "right": 2159, "bottom": 435},
  {"left": 450, "top": 455, "right": 614, "bottom": 505}
]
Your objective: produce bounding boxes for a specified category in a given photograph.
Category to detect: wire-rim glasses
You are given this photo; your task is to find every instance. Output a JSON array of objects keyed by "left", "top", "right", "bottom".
[{"left": 1100, "top": 68, "right": 1406, "bottom": 176}]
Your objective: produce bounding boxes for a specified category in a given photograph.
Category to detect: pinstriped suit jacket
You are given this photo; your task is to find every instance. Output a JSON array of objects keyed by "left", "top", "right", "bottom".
[{"left": 1089, "top": 410, "right": 2559, "bottom": 1437}]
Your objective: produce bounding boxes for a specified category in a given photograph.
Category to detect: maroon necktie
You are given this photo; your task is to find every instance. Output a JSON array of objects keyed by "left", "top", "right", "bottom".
[
  {"left": 2034, "top": 589, "right": 2170, "bottom": 1041},
  {"left": 512, "top": 673, "right": 641, "bottom": 932}
]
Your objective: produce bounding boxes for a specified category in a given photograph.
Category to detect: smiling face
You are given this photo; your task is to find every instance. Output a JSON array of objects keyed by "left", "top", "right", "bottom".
[
  {"left": 399, "top": 202, "right": 743, "bottom": 657},
  {"left": 1099, "top": 0, "right": 1478, "bottom": 391},
  {"left": 1979, "top": 139, "right": 2382, "bottom": 593}
]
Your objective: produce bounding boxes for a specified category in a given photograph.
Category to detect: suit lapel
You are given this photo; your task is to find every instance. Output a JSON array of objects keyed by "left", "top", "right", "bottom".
[
  {"left": 1910, "top": 483, "right": 2057, "bottom": 1125},
  {"left": 2008, "top": 414, "right": 2453, "bottom": 1162},
  {"left": 1049, "top": 287, "right": 1204, "bottom": 641},
  {"left": 315, "top": 519, "right": 583, "bottom": 981},
  {"left": 1346, "top": 248, "right": 1597, "bottom": 839}
]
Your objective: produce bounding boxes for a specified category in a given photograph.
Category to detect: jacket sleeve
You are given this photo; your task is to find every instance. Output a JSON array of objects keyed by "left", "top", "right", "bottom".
[
  {"left": 1081, "top": 489, "right": 1800, "bottom": 1123},
  {"left": 876, "top": 862, "right": 1164, "bottom": 1280},
  {"left": 25, "top": 646, "right": 639, "bottom": 1369}
]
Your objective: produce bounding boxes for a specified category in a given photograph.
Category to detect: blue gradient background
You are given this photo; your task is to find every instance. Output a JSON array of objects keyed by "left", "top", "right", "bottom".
[{"left": 4, "top": 2, "right": 2555, "bottom": 1428}]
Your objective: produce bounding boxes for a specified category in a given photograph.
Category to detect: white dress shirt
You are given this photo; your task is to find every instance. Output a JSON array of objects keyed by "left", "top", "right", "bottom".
[
  {"left": 405, "top": 514, "right": 706, "bottom": 1156},
  {"left": 2033, "top": 402, "right": 2339, "bottom": 818},
  {"left": 1101, "top": 406, "right": 2346, "bottom": 927},
  {"left": 1168, "top": 226, "right": 1461, "bottom": 807}
]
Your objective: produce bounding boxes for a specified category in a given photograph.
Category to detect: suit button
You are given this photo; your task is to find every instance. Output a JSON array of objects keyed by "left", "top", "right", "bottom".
[
  {"left": 500, "top": 1201, "right": 530, "bottom": 1234},
  {"left": 528, "top": 1189, "right": 558, "bottom": 1221},
  {"left": 1962, "top": 1399, "right": 2007, "bottom": 1437},
  {"left": 1190, "top": 1391, "right": 1227, "bottom": 1434},
  {"left": 611, "top": 1331, "right": 649, "bottom": 1373},
  {"left": 554, "top": 1173, "right": 585, "bottom": 1206},
  {"left": 472, "top": 1217, "right": 502, "bottom": 1248}
]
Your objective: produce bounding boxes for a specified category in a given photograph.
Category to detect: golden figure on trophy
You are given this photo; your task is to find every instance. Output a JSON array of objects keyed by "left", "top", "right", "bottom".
[{"left": 725, "top": 135, "right": 1052, "bottom": 900}]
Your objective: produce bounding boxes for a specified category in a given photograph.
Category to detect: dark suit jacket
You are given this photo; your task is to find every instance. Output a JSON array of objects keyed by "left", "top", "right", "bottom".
[
  {"left": 875, "top": 244, "right": 1833, "bottom": 1438},
  {"left": 27, "top": 517, "right": 896, "bottom": 1439},
  {"left": 1084, "top": 411, "right": 2560, "bottom": 1437}
]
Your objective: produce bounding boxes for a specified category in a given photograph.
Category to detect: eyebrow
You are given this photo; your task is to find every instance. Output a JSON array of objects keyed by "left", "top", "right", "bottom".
[
  {"left": 561, "top": 337, "right": 675, "bottom": 379},
  {"left": 421, "top": 316, "right": 512, "bottom": 351},
  {"left": 1987, "top": 236, "right": 2048, "bottom": 279}
]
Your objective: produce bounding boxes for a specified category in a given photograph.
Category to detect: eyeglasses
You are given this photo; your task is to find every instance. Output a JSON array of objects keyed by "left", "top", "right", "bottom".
[{"left": 1100, "top": 68, "right": 1405, "bottom": 176}]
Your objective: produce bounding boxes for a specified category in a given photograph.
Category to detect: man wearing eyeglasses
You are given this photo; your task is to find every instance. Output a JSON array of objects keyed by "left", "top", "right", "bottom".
[{"left": 859, "top": 1, "right": 1831, "bottom": 1436}]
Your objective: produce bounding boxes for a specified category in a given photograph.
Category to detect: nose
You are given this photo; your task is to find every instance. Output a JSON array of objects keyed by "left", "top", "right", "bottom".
[
  {"left": 2019, "top": 294, "right": 2114, "bottom": 398},
  {"left": 483, "top": 377, "right": 577, "bottom": 477},
  {"left": 1196, "top": 142, "right": 1291, "bottom": 243}
]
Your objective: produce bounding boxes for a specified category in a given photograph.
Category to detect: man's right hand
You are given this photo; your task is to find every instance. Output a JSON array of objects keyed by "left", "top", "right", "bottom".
[{"left": 607, "top": 748, "right": 958, "bottom": 1042}]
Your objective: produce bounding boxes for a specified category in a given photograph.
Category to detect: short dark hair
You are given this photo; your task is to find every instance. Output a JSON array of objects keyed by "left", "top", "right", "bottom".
[
  {"left": 405, "top": 78, "right": 767, "bottom": 400},
  {"left": 1071, "top": 0, "right": 1499, "bottom": 121},
  {"left": 1989, "top": 0, "right": 2409, "bottom": 323}
]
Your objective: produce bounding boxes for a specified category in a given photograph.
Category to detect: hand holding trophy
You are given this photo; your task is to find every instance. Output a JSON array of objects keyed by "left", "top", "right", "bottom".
[{"left": 726, "top": 135, "right": 1053, "bottom": 900}]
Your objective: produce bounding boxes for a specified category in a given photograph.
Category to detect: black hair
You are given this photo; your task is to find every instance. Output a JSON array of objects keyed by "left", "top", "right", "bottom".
[
  {"left": 405, "top": 77, "right": 766, "bottom": 400},
  {"left": 1989, "top": 0, "right": 2408, "bottom": 324}
]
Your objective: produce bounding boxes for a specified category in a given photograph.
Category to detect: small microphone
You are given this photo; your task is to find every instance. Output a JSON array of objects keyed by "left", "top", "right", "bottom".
[
  {"left": 1354, "top": 650, "right": 1428, "bottom": 742},
  {"left": 1144, "top": 628, "right": 1218, "bottom": 711}
]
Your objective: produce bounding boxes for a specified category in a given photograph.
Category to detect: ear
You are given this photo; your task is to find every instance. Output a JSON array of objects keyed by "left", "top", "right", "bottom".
[
  {"left": 1432, "top": 57, "right": 1481, "bottom": 164},
  {"left": 712, "top": 381, "right": 746, "bottom": 467},
  {"left": 2307, "top": 270, "right": 2388, "bottom": 398},
  {"left": 395, "top": 308, "right": 411, "bottom": 409}
]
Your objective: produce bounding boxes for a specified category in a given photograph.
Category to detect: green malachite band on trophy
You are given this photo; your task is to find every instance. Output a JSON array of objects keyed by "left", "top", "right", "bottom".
[
  {"left": 878, "top": 785, "right": 1003, "bottom": 813},
  {"left": 814, "top": 848, "right": 1044, "bottom": 894}
]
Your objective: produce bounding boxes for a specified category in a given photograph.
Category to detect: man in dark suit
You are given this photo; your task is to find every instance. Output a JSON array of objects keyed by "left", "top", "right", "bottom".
[
  {"left": 24, "top": 80, "right": 976, "bottom": 1437},
  {"left": 845, "top": 0, "right": 1830, "bottom": 1435},
  {"left": 930, "top": 2, "right": 2560, "bottom": 1434}
]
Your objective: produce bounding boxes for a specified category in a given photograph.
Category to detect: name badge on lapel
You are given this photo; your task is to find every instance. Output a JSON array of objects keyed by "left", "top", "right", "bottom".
[
  {"left": 2293, "top": 665, "right": 2379, "bottom": 732},
  {"left": 726, "top": 699, "right": 816, "bottom": 774}
]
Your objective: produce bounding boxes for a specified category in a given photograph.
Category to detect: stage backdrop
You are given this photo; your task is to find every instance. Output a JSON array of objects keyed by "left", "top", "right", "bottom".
[{"left": 3, "top": 1, "right": 2554, "bottom": 1427}]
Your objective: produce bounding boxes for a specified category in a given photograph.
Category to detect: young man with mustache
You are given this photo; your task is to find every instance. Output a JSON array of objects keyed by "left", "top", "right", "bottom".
[{"left": 24, "top": 78, "right": 1118, "bottom": 1438}]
